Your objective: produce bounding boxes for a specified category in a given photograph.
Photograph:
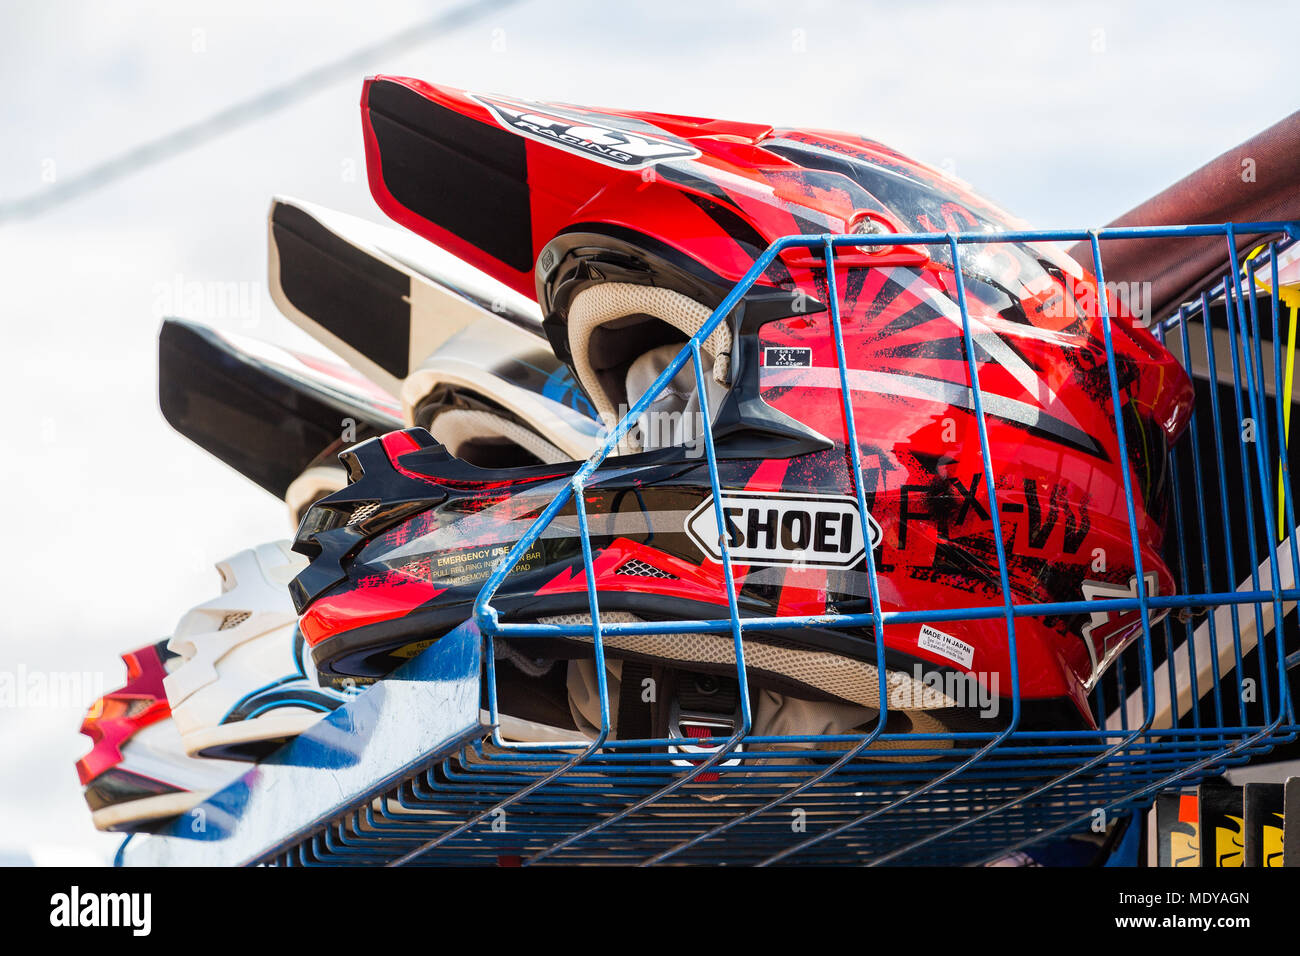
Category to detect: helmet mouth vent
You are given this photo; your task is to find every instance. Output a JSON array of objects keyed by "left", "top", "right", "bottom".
[
  {"left": 346, "top": 501, "right": 381, "bottom": 526},
  {"left": 218, "top": 611, "right": 251, "bottom": 631},
  {"left": 612, "top": 558, "right": 677, "bottom": 579}
]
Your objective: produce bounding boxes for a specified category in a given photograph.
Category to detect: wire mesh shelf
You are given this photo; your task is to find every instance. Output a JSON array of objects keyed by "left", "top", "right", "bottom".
[{"left": 122, "top": 221, "right": 1300, "bottom": 867}]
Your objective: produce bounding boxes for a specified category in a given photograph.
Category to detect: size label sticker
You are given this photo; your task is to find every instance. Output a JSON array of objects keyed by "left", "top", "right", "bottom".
[
  {"left": 763, "top": 346, "right": 811, "bottom": 367},
  {"left": 918, "top": 624, "right": 974, "bottom": 668}
]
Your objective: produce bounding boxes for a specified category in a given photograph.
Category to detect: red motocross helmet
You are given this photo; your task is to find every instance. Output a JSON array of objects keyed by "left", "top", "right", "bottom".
[{"left": 289, "top": 77, "right": 1193, "bottom": 731}]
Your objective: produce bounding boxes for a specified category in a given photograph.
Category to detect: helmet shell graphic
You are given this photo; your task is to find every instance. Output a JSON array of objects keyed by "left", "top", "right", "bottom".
[{"left": 294, "top": 78, "right": 1195, "bottom": 729}]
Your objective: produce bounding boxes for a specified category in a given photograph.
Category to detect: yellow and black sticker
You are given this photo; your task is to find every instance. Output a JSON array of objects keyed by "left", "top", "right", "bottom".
[{"left": 433, "top": 542, "right": 546, "bottom": 587}]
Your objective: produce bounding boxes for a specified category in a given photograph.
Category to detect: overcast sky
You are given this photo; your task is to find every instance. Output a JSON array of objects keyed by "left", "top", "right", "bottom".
[{"left": 1, "top": 0, "right": 1297, "bottom": 864}]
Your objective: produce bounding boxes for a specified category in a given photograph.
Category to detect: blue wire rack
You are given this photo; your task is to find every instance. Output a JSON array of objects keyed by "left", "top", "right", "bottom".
[{"left": 120, "top": 222, "right": 1300, "bottom": 867}]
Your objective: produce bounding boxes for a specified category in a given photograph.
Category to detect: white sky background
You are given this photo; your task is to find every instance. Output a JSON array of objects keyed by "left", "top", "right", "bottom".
[{"left": 0, "top": 0, "right": 1296, "bottom": 863}]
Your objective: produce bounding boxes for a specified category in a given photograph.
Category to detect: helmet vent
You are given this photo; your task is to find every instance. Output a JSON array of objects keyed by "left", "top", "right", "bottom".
[
  {"left": 219, "top": 611, "right": 251, "bottom": 631},
  {"left": 613, "top": 558, "right": 677, "bottom": 580},
  {"left": 348, "top": 501, "right": 381, "bottom": 526}
]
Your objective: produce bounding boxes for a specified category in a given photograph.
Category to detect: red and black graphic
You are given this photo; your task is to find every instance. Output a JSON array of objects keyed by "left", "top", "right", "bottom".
[
  {"left": 76, "top": 642, "right": 186, "bottom": 822},
  {"left": 296, "top": 78, "right": 1198, "bottom": 729}
]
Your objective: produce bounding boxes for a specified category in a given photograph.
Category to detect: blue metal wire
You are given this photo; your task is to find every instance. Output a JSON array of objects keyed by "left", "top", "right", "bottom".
[{"left": 261, "top": 221, "right": 1300, "bottom": 866}]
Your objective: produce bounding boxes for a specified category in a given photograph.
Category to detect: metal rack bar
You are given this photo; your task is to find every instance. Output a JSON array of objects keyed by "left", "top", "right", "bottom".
[
  {"left": 119, "top": 221, "right": 1300, "bottom": 867},
  {"left": 117, "top": 622, "right": 484, "bottom": 866}
]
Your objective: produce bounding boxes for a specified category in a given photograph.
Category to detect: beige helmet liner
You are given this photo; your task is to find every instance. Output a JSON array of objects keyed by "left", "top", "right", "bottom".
[{"left": 567, "top": 283, "right": 731, "bottom": 428}]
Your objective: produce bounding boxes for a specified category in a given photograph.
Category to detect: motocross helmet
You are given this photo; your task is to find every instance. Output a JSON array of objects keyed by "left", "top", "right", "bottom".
[
  {"left": 76, "top": 642, "right": 247, "bottom": 831},
  {"left": 289, "top": 77, "right": 1194, "bottom": 730},
  {"left": 267, "top": 196, "right": 602, "bottom": 469},
  {"left": 163, "top": 541, "right": 356, "bottom": 761}
]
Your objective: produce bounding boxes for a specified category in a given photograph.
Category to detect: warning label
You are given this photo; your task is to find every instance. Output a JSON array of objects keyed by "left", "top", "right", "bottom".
[{"left": 433, "top": 542, "right": 544, "bottom": 586}]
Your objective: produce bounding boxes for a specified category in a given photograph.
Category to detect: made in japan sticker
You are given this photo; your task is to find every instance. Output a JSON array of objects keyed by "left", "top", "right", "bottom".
[{"left": 917, "top": 624, "right": 974, "bottom": 669}]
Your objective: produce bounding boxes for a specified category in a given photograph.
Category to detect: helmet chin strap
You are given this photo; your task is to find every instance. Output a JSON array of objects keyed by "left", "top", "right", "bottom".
[{"left": 566, "top": 283, "right": 732, "bottom": 434}]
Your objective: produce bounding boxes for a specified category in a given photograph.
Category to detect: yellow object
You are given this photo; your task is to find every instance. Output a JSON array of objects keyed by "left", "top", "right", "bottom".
[
  {"left": 1245, "top": 245, "right": 1300, "bottom": 538},
  {"left": 1263, "top": 812, "right": 1284, "bottom": 867},
  {"left": 1170, "top": 823, "right": 1199, "bottom": 867},
  {"left": 1214, "top": 814, "right": 1244, "bottom": 867}
]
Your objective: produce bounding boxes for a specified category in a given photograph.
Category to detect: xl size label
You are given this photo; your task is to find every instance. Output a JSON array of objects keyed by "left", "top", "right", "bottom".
[
  {"left": 763, "top": 346, "right": 811, "bottom": 367},
  {"left": 684, "top": 491, "right": 880, "bottom": 569}
]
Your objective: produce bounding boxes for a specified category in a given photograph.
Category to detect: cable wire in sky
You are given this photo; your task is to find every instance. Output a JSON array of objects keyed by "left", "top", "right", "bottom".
[{"left": 0, "top": 0, "right": 522, "bottom": 223}]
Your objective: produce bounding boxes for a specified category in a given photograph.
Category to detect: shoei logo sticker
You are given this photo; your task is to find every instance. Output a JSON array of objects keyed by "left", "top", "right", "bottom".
[
  {"left": 471, "top": 94, "right": 701, "bottom": 170},
  {"left": 685, "top": 491, "right": 880, "bottom": 569},
  {"left": 917, "top": 624, "right": 974, "bottom": 669}
]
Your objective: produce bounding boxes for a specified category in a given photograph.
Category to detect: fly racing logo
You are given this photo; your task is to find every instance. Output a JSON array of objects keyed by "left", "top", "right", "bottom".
[
  {"left": 49, "top": 886, "right": 151, "bottom": 936},
  {"left": 684, "top": 491, "right": 880, "bottom": 569},
  {"left": 471, "top": 94, "right": 701, "bottom": 170}
]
